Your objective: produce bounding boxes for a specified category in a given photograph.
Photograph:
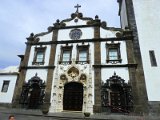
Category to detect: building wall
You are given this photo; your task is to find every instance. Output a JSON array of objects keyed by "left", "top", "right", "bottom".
[
  {"left": 132, "top": 0, "right": 160, "bottom": 101},
  {"left": 0, "top": 75, "right": 17, "bottom": 103},
  {"left": 120, "top": 0, "right": 128, "bottom": 29}
]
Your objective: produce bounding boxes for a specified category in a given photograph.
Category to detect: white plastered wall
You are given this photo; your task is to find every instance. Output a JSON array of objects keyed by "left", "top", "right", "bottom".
[
  {"left": 132, "top": 0, "right": 160, "bottom": 101},
  {"left": 25, "top": 69, "right": 48, "bottom": 82},
  {"left": 28, "top": 45, "right": 51, "bottom": 66},
  {"left": 0, "top": 75, "right": 17, "bottom": 103}
]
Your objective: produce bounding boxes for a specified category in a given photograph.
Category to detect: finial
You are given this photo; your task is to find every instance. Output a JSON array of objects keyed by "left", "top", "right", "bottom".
[
  {"left": 56, "top": 19, "right": 60, "bottom": 23},
  {"left": 114, "top": 71, "right": 116, "bottom": 76},
  {"left": 26, "top": 33, "right": 34, "bottom": 41},
  {"left": 30, "top": 33, "right": 34, "bottom": 37},
  {"left": 95, "top": 15, "right": 99, "bottom": 20},
  {"left": 74, "top": 4, "right": 81, "bottom": 13}
]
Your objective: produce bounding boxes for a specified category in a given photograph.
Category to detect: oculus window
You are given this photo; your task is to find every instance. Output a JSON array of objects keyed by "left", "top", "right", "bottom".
[
  {"left": 106, "top": 43, "right": 121, "bottom": 63},
  {"left": 1, "top": 80, "right": 10, "bottom": 92},
  {"left": 33, "top": 47, "right": 46, "bottom": 65},
  {"left": 69, "top": 29, "right": 82, "bottom": 40}
]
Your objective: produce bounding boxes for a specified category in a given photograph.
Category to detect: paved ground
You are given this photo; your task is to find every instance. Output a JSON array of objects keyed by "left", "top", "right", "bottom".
[{"left": 0, "top": 107, "right": 160, "bottom": 120}]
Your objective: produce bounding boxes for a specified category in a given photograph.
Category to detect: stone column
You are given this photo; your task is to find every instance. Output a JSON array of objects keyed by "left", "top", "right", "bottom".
[
  {"left": 93, "top": 23, "right": 102, "bottom": 113},
  {"left": 43, "top": 30, "right": 58, "bottom": 110},
  {"left": 125, "top": 0, "right": 149, "bottom": 114},
  {"left": 12, "top": 34, "right": 33, "bottom": 107}
]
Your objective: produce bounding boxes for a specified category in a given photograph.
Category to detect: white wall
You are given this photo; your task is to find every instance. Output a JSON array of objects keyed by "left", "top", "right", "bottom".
[
  {"left": 0, "top": 75, "right": 17, "bottom": 103},
  {"left": 132, "top": 0, "right": 160, "bottom": 101},
  {"left": 38, "top": 32, "right": 53, "bottom": 42},
  {"left": 28, "top": 45, "right": 51, "bottom": 66},
  {"left": 101, "top": 67, "right": 129, "bottom": 83},
  {"left": 58, "top": 27, "right": 94, "bottom": 41},
  {"left": 120, "top": 0, "right": 128, "bottom": 29},
  {"left": 25, "top": 69, "right": 48, "bottom": 82}
]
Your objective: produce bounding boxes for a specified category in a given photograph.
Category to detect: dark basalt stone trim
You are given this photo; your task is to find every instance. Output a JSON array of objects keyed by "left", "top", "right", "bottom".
[
  {"left": 0, "top": 73, "right": 19, "bottom": 75},
  {"left": 26, "top": 36, "right": 133, "bottom": 45},
  {"left": 52, "top": 24, "right": 100, "bottom": 30},
  {"left": 93, "top": 63, "right": 137, "bottom": 68},
  {"left": 117, "top": 0, "right": 122, "bottom": 15},
  {"left": 20, "top": 66, "right": 55, "bottom": 69}
]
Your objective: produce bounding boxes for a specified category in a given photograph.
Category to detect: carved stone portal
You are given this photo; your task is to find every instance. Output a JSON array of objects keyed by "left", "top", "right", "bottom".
[
  {"left": 101, "top": 72, "right": 133, "bottom": 113},
  {"left": 19, "top": 74, "right": 45, "bottom": 109}
]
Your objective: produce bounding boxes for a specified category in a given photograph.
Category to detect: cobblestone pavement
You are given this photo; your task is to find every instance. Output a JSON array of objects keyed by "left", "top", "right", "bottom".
[{"left": 0, "top": 107, "right": 160, "bottom": 120}]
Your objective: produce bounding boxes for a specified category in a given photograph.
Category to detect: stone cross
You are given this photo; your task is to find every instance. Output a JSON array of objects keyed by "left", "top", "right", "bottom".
[{"left": 74, "top": 4, "right": 81, "bottom": 13}]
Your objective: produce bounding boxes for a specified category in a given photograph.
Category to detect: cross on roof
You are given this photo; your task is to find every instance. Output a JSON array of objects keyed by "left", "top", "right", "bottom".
[{"left": 74, "top": 4, "right": 81, "bottom": 13}]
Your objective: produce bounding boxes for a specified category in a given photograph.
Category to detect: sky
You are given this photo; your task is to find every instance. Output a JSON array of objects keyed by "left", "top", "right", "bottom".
[{"left": 0, "top": 0, "right": 120, "bottom": 69}]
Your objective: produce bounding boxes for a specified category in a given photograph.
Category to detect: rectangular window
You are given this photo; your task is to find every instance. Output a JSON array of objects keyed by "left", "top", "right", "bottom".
[
  {"left": 33, "top": 47, "right": 46, "bottom": 65},
  {"left": 106, "top": 43, "right": 121, "bottom": 63},
  {"left": 1, "top": 81, "right": 10, "bottom": 92},
  {"left": 76, "top": 45, "right": 89, "bottom": 64},
  {"left": 36, "top": 51, "right": 44, "bottom": 62},
  {"left": 79, "top": 50, "right": 87, "bottom": 61},
  {"left": 109, "top": 48, "right": 118, "bottom": 60},
  {"left": 149, "top": 50, "right": 157, "bottom": 66},
  {"left": 59, "top": 46, "right": 73, "bottom": 64},
  {"left": 62, "top": 50, "right": 71, "bottom": 61}
]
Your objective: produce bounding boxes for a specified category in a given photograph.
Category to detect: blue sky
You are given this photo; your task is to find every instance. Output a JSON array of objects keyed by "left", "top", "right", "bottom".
[{"left": 0, "top": 0, "right": 120, "bottom": 69}]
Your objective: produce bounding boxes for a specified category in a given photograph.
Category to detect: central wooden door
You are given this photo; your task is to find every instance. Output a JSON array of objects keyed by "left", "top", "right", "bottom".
[{"left": 63, "top": 82, "right": 83, "bottom": 111}]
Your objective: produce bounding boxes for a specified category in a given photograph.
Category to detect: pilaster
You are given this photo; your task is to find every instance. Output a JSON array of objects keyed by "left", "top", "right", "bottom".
[
  {"left": 125, "top": 0, "right": 149, "bottom": 114},
  {"left": 93, "top": 23, "right": 102, "bottom": 113},
  {"left": 43, "top": 30, "right": 58, "bottom": 109},
  {"left": 12, "top": 35, "right": 33, "bottom": 107}
]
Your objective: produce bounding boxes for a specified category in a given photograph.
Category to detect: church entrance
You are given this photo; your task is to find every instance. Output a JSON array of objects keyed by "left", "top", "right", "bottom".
[
  {"left": 110, "top": 84, "right": 126, "bottom": 112},
  {"left": 63, "top": 82, "right": 83, "bottom": 111},
  {"left": 28, "top": 83, "right": 41, "bottom": 109}
]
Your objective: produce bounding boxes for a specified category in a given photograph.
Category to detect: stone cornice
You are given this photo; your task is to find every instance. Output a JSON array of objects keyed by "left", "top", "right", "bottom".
[
  {"left": 20, "top": 66, "right": 55, "bottom": 69},
  {"left": 93, "top": 63, "right": 137, "bottom": 68},
  {"left": 0, "top": 73, "right": 19, "bottom": 75},
  {"left": 26, "top": 36, "right": 133, "bottom": 45}
]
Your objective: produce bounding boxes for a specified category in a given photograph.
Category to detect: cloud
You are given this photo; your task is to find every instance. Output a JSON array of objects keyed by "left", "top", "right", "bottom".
[{"left": 0, "top": 0, "right": 120, "bottom": 69}]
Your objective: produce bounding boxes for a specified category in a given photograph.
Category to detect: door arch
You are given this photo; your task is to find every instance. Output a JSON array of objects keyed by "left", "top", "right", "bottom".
[
  {"left": 63, "top": 82, "right": 83, "bottom": 111},
  {"left": 28, "top": 83, "right": 41, "bottom": 109}
]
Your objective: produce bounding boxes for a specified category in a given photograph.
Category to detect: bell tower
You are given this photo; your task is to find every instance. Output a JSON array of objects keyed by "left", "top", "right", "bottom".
[{"left": 117, "top": 0, "right": 149, "bottom": 114}]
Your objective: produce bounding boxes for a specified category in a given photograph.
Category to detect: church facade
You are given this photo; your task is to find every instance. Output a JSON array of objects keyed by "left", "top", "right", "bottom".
[
  {"left": 0, "top": 1, "right": 160, "bottom": 114},
  {"left": 11, "top": 5, "right": 135, "bottom": 113}
]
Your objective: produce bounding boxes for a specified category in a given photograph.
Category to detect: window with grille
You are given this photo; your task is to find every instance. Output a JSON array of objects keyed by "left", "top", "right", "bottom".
[
  {"left": 32, "top": 47, "right": 46, "bottom": 65},
  {"left": 1, "top": 81, "right": 10, "bottom": 92},
  {"left": 59, "top": 46, "right": 73, "bottom": 64},
  {"left": 62, "top": 50, "right": 71, "bottom": 61},
  {"left": 106, "top": 43, "right": 121, "bottom": 63},
  {"left": 109, "top": 48, "right": 118, "bottom": 60},
  {"left": 76, "top": 45, "right": 89, "bottom": 64}
]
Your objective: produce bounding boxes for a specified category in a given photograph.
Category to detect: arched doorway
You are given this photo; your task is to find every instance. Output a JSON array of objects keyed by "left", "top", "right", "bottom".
[{"left": 63, "top": 82, "right": 83, "bottom": 111}]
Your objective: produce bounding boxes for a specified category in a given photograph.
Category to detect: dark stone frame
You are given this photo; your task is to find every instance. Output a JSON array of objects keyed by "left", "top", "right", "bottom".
[
  {"left": 1, "top": 80, "right": 10, "bottom": 93},
  {"left": 149, "top": 50, "right": 157, "bottom": 67},
  {"left": 32, "top": 46, "right": 46, "bottom": 65},
  {"left": 101, "top": 73, "right": 133, "bottom": 113},
  {"left": 76, "top": 44, "right": 90, "bottom": 64},
  {"left": 19, "top": 74, "right": 45, "bottom": 109},
  {"left": 106, "top": 43, "right": 122, "bottom": 63},
  {"left": 59, "top": 45, "right": 73, "bottom": 64}
]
